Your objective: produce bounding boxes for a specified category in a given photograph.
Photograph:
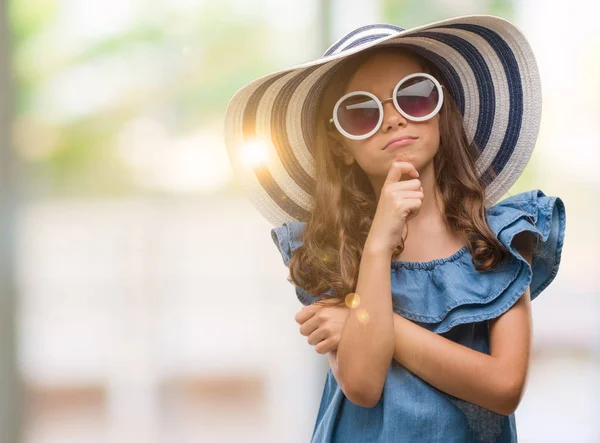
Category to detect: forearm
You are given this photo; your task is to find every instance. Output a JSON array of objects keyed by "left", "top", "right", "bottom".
[
  {"left": 392, "top": 314, "right": 516, "bottom": 415},
  {"left": 336, "top": 247, "right": 395, "bottom": 407}
]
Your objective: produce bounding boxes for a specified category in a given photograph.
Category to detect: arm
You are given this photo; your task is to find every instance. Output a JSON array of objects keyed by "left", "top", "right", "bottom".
[
  {"left": 334, "top": 246, "right": 396, "bottom": 408},
  {"left": 391, "top": 232, "right": 534, "bottom": 415},
  {"left": 327, "top": 350, "right": 339, "bottom": 376}
]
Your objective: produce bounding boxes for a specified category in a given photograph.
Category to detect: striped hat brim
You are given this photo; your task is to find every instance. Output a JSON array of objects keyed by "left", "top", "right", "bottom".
[{"left": 224, "top": 14, "right": 542, "bottom": 227}]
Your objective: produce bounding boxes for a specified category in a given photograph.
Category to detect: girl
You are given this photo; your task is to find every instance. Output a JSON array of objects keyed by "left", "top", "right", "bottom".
[{"left": 224, "top": 15, "right": 566, "bottom": 443}]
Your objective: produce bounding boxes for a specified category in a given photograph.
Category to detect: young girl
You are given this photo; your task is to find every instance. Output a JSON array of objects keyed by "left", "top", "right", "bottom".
[{"left": 224, "top": 15, "right": 566, "bottom": 443}]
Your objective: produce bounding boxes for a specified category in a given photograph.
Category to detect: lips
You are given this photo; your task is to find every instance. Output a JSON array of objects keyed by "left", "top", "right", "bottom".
[{"left": 383, "top": 136, "right": 418, "bottom": 150}]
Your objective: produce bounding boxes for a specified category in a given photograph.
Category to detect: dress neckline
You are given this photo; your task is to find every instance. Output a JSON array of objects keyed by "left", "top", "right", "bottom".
[{"left": 391, "top": 244, "right": 469, "bottom": 271}]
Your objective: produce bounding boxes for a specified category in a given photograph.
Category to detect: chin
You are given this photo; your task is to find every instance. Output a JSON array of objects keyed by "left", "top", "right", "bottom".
[{"left": 393, "top": 153, "right": 418, "bottom": 166}]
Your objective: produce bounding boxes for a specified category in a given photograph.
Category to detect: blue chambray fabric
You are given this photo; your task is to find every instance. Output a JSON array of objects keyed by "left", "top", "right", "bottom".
[{"left": 270, "top": 189, "right": 566, "bottom": 443}]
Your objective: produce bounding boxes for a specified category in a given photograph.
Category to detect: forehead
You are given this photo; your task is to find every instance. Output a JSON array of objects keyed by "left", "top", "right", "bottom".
[{"left": 344, "top": 51, "right": 423, "bottom": 95}]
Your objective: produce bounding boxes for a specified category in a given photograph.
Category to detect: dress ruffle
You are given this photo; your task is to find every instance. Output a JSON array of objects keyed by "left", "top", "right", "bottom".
[{"left": 271, "top": 189, "right": 566, "bottom": 334}]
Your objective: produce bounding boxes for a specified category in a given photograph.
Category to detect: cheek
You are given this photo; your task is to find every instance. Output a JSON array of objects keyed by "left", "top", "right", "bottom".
[
  {"left": 344, "top": 140, "right": 383, "bottom": 172},
  {"left": 422, "top": 121, "right": 440, "bottom": 150},
  {"left": 343, "top": 140, "right": 367, "bottom": 160}
]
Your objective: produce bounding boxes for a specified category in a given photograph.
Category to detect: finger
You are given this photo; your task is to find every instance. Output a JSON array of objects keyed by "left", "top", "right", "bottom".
[
  {"left": 403, "top": 198, "right": 424, "bottom": 207},
  {"left": 307, "top": 327, "right": 329, "bottom": 346},
  {"left": 316, "top": 338, "right": 336, "bottom": 354},
  {"left": 295, "top": 305, "right": 317, "bottom": 324},
  {"left": 390, "top": 180, "right": 422, "bottom": 192},
  {"left": 299, "top": 315, "right": 321, "bottom": 337},
  {"left": 404, "top": 199, "right": 423, "bottom": 214},
  {"left": 392, "top": 190, "right": 424, "bottom": 200},
  {"left": 383, "top": 161, "right": 419, "bottom": 186}
]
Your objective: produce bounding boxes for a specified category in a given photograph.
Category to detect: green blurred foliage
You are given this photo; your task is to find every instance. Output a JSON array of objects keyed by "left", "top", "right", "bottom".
[
  {"left": 9, "top": 0, "right": 58, "bottom": 42},
  {"left": 381, "top": 0, "right": 515, "bottom": 29},
  {"left": 9, "top": 0, "right": 278, "bottom": 195}
]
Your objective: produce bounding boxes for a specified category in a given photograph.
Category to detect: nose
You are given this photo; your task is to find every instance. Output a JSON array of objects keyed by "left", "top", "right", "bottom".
[{"left": 381, "top": 100, "right": 408, "bottom": 133}]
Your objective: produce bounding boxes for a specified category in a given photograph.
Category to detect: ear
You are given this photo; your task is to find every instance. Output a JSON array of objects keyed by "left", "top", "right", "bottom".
[{"left": 327, "top": 130, "right": 355, "bottom": 166}]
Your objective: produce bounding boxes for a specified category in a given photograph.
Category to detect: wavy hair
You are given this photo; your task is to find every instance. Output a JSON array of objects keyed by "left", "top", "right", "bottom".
[{"left": 288, "top": 46, "right": 531, "bottom": 306}]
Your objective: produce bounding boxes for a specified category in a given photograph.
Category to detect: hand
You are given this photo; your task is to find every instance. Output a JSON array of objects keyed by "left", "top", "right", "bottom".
[
  {"left": 366, "top": 161, "right": 424, "bottom": 255},
  {"left": 295, "top": 299, "right": 350, "bottom": 354}
]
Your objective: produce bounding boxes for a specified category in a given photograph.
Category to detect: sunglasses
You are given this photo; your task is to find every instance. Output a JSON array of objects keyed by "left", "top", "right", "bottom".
[{"left": 329, "top": 72, "right": 444, "bottom": 140}]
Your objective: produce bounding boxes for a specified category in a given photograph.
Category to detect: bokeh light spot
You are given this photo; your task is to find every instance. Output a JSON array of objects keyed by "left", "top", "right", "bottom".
[
  {"left": 356, "top": 309, "right": 370, "bottom": 324},
  {"left": 345, "top": 292, "right": 360, "bottom": 309}
]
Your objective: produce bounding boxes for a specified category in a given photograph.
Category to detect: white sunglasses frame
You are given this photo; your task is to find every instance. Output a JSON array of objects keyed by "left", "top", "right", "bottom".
[{"left": 329, "top": 72, "right": 445, "bottom": 140}]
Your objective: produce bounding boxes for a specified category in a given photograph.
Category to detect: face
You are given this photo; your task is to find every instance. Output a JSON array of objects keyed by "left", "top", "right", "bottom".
[{"left": 330, "top": 51, "right": 441, "bottom": 190}]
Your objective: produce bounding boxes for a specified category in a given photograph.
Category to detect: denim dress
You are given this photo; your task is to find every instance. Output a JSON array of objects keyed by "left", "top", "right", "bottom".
[{"left": 270, "top": 189, "right": 566, "bottom": 443}]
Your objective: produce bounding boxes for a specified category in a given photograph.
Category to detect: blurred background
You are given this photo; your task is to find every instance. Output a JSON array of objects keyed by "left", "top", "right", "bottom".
[{"left": 0, "top": 0, "right": 598, "bottom": 442}]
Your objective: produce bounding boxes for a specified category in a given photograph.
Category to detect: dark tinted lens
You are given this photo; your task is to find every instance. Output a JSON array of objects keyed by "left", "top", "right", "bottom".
[
  {"left": 396, "top": 77, "right": 439, "bottom": 118},
  {"left": 336, "top": 94, "right": 380, "bottom": 135}
]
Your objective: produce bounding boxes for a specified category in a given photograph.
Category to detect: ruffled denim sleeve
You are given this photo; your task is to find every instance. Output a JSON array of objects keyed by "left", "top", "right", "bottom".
[
  {"left": 485, "top": 189, "right": 566, "bottom": 300},
  {"left": 391, "top": 189, "right": 566, "bottom": 334},
  {"left": 270, "top": 221, "right": 322, "bottom": 306}
]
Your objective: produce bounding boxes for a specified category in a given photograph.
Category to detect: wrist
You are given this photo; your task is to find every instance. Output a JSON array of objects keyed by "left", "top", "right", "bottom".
[{"left": 363, "top": 238, "right": 393, "bottom": 259}]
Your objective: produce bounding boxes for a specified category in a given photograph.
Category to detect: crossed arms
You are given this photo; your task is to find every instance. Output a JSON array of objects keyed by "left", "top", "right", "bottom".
[{"left": 321, "top": 232, "right": 533, "bottom": 415}]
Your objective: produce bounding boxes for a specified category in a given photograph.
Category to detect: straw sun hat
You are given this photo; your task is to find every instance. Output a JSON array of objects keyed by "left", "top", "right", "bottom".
[{"left": 223, "top": 15, "right": 541, "bottom": 227}]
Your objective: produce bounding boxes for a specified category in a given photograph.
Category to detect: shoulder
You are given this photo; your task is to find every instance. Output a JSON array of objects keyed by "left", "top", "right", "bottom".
[
  {"left": 392, "top": 188, "right": 566, "bottom": 334},
  {"left": 270, "top": 221, "right": 322, "bottom": 306},
  {"left": 485, "top": 188, "right": 566, "bottom": 298},
  {"left": 484, "top": 189, "right": 565, "bottom": 238},
  {"left": 270, "top": 221, "right": 307, "bottom": 266}
]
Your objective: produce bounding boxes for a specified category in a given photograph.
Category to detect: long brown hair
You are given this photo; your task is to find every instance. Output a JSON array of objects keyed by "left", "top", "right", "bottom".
[{"left": 289, "top": 45, "right": 518, "bottom": 306}]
